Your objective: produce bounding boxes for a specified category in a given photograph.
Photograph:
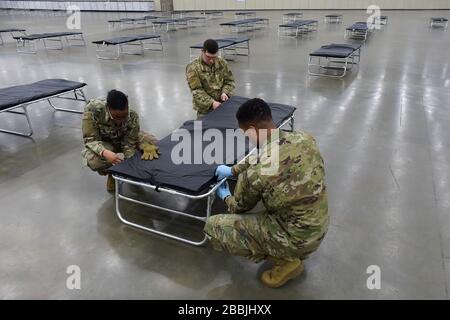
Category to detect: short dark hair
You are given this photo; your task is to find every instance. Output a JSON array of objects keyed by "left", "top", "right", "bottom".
[
  {"left": 106, "top": 89, "right": 128, "bottom": 111},
  {"left": 236, "top": 98, "right": 273, "bottom": 124},
  {"left": 203, "top": 39, "right": 219, "bottom": 54}
]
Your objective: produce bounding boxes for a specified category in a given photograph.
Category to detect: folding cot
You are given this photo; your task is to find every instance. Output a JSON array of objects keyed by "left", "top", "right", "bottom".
[
  {"left": 108, "top": 96, "right": 296, "bottom": 245},
  {"left": 430, "top": 17, "right": 448, "bottom": 29},
  {"left": 373, "top": 15, "right": 388, "bottom": 25},
  {"left": 13, "top": 32, "right": 86, "bottom": 54},
  {"left": 220, "top": 18, "right": 270, "bottom": 33},
  {"left": 151, "top": 17, "right": 205, "bottom": 32},
  {"left": 108, "top": 16, "right": 158, "bottom": 29},
  {"left": 278, "top": 20, "right": 319, "bottom": 37},
  {"left": 189, "top": 37, "right": 250, "bottom": 61},
  {"left": 325, "top": 14, "right": 343, "bottom": 23},
  {"left": 308, "top": 43, "right": 362, "bottom": 78},
  {"left": 92, "top": 34, "right": 163, "bottom": 60},
  {"left": 345, "top": 22, "right": 372, "bottom": 41},
  {"left": 0, "top": 28, "right": 26, "bottom": 45},
  {"left": 201, "top": 11, "right": 224, "bottom": 19},
  {"left": 0, "top": 79, "right": 87, "bottom": 137},
  {"left": 235, "top": 11, "right": 257, "bottom": 19},
  {"left": 283, "top": 12, "right": 303, "bottom": 23},
  {"left": 171, "top": 11, "right": 196, "bottom": 19}
]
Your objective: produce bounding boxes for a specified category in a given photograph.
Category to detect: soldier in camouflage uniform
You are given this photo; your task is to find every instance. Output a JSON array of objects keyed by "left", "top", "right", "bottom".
[
  {"left": 82, "top": 90, "right": 160, "bottom": 192},
  {"left": 205, "top": 98, "right": 329, "bottom": 288},
  {"left": 186, "top": 39, "right": 235, "bottom": 118}
]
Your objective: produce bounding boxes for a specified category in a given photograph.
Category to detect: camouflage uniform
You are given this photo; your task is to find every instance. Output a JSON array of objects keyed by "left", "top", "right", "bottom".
[
  {"left": 204, "top": 129, "right": 329, "bottom": 263},
  {"left": 186, "top": 56, "right": 235, "bottom": 118},
  {"left": 81, "top": 99, "right": 156, "bottom": 174}
]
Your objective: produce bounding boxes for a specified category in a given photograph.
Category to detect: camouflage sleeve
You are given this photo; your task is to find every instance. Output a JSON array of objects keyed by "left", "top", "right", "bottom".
[
  {"left": 122, "top": 111, "right": 140, "bottom": 158},
  {"left": 82, "top": 109, "right": 106, "bottom": 156},
  {"left": 221, "top": 61, "right": 235, "bottom": 96},
  {"left": 232, "top": 162, "right": 250, "bottom": 176},
  {"left": 186, "top": 64, "right": 214, "bottom": 113},
  {"left": 225, "top": 166, "right": 263, "bottom": 214}
]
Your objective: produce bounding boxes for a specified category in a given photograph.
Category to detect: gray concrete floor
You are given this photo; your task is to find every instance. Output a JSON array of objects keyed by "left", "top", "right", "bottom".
[{"left": 0, "top": 9, "right": 449, "bottom": 299}]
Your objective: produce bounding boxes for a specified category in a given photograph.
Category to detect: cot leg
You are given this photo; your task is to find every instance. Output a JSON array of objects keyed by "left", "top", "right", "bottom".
[
  {"left": 0, "top": 106, "right": 34, "bottom": 137},
  {"left": 114, "top": 178, "right": 211, "bottom": 246}
]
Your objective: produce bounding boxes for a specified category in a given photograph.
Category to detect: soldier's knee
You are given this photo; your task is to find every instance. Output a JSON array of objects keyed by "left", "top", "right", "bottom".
[{"left": 84, "top": 150, "right": 110, "bottom": 173}]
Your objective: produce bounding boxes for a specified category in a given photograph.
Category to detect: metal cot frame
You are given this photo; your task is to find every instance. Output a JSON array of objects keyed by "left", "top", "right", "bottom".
[
  {"left": 94, "top": 37, "right": 164, "bottom": 60},
  {"left": 221, "top": 18, "right": 270, "bottom": 33},
  {"left": 113, "top": 116, "right": 295, "bottom": 246},
  {"left": 152, "top": 19, "right": 193, "bottom": 32},
  {"left": 373, "top": 16, "right": 387, "bottom": 25},
  {"left": 201, "top": 11, "right": 224, "bottom": 19},
  {"left": 308, "top": 46, "right": 361, "bottom": 78},
  {"left": 283, "top": 13, "right": 303, "bottom": 23},
  {"left": 0, "top": 29, "right": 27, "bottom": 45},
  {"left": 345, "top": 25, "right": 370, "bottom": 41},
  {"left": 278, "top": 21, "right": 319, "bottom": 38},
  {"left": 235, "top": 12, "right": 257, "bottom": 20},
  {"left": 14, "top": 33, "right": 86, "bottom": 54},
  {"left": 108, "top": 18, "right": 149, "bottom": 30},
  {"left": 0, "top": 86, "right": 87, "bottom": 137},
  {"left": 189, "top": 39, "right": 250, "bottom": 61},
  {"left": 325, "top": 15, "right": 343, "bottom": 23},
  {"left": 430, "top": 18, "right": 448, "bottom": 29}
]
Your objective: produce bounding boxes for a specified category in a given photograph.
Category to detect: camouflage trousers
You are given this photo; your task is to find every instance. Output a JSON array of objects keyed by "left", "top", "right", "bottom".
[
  {"left": 82, "top": 131, "right": 156, "bottom": 175},
  {"left": 204, "top": 212, "right": 325, "bottom": 263}
]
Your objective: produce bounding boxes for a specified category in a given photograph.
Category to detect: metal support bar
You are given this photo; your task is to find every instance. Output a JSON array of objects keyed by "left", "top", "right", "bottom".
[{"left": 0, "top": 106, "right": 33, "bottom": 137}]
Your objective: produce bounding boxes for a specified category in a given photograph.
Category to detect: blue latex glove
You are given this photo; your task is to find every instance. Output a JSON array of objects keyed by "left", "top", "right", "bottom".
[
  {"left": 216, "top": 182, "right": 231, "bottom": 201},
  {"left": 215, "top": 165, "right": 233, "bottom": 181}
]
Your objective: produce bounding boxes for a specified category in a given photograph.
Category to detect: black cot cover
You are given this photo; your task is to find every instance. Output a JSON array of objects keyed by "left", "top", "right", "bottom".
[
  {"left": 108, "top": 96, "right": 296, "bottom": 195},
  {"left": 310, "top": 43, "right": 361, "bottom": 58},
  {"left": 0, "top": 79, "right": 86, "bottom": 111}
]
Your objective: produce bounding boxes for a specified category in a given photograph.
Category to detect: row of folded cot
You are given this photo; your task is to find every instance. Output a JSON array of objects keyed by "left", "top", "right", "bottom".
[
  {"left": 0, "top": 28, "right": 250, "bottom": 61},
  {"left": 0, "top": 29, "right": 164, "bottom": 58}
]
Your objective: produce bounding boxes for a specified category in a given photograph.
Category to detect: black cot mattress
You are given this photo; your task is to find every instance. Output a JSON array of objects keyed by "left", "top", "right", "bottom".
[
  {"left": 310, "top": 43, "right": 361, "bottom": 58},
  {"left": 0, "top": 79, "right": 86, "bottom": 111},
  {"left": 13, "top": 32, "right": 82, "bottom": 41},
  {"left": 0, "top": 28, "right": 26, "bottom": 33},
  {"left": 108, "top": 96, "right": 296, "bottom": 195},
  {"left": 92, "top": 34, "right": 160, "bottom": 46},
  {"left": 190, "top": 37, "right": 249, "bottom": 49}
]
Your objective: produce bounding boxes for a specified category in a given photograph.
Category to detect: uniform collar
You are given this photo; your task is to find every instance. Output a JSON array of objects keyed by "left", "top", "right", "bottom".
[
  {"left": 198, "top": 56, "right": 218, "bottom": 71},
  {"left": 260, "top": 129, "right": 283, "bottom": 149}
]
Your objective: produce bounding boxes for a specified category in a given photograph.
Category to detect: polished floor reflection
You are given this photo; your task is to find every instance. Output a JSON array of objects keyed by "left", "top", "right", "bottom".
[{"left": 0, "top": 9, "right": 449, "bottom": 299}]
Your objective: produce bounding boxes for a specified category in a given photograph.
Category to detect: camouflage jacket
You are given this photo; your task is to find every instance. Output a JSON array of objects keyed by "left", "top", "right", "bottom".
[
  {"left": 81, "top": 99, "right": 140, "bottom": 158},
  {"left": 227, "top": 129, "right": 329, "bottom": 243},
  {"left": 186, "top": 56, "right": 235, "bottom": 116}
]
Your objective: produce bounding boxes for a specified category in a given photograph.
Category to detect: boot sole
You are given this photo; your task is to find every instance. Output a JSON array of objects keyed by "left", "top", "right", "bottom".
[{"left": 262, "top": 264, "right": 305, "bottom": 289}]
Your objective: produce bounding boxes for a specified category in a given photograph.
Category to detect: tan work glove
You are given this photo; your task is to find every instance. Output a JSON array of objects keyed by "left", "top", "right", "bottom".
[{"left": 140, "top": 143, "right": 160, "bottom": 160}]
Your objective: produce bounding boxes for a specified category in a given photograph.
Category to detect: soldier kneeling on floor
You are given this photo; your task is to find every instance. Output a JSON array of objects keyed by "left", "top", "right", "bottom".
[
  {"left": 82, "top": 89, "right": 160, "bottom": 192},
  {"left": 205, "top": 98, "right": 329, "bottom": 288}
]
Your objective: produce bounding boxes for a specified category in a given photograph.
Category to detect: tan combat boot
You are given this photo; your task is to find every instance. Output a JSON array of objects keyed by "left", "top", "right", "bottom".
[
  {"left": 106, "top": 174, "right": 115, "bottom": 193},
  {"left": 261, "top": 257, "right": 304, "bottom": 288}
]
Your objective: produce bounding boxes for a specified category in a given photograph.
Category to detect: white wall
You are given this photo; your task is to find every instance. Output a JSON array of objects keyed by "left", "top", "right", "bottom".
[
  {"left": 173, "top": 0, "right": 450, "bottom": 10},
  {"left": 0, "top": 1, "right": 156, "bottom": 11}
]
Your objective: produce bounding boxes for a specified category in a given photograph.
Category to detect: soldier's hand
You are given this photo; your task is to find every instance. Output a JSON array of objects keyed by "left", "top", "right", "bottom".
[
  {"left": 221, "top": 93, "right": 229, "bottom": 102},
  {"left": 216, "top": 182, "right": 231, "bottom": 201},
  {"left": 215, "top": 165, "right": 233, "bottom": 181},
  {"left": 102, "top": 150, "right": 123, "bottom": 165},
  {"left": 141, "top": 143, "right": 160, "bottom": 161},
  {"left": 212, "top": 101, "right": 222, "bottom": 110}
]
